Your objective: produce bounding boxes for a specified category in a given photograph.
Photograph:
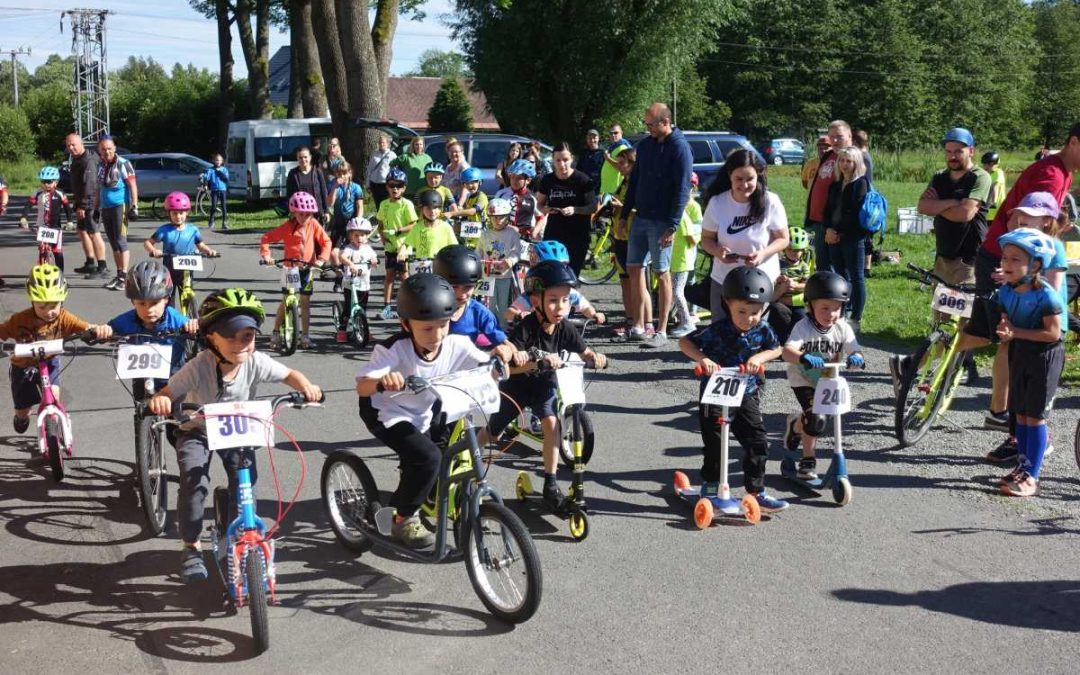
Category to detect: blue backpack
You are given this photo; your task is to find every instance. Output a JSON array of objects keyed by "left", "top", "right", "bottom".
[{"left": 859, "top": 184, "right": 888, "bottom": 235}]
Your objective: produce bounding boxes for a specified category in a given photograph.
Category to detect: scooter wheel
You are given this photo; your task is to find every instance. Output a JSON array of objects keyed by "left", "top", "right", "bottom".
[
  {"left": 740, "top": 494, "right": 761, "bottom": 524},
  {"left": 673, "top": 471, "right": 691, "bottom": 492},
  {"left": 833, "top": 476, "right": 853, "bottom": 506},
  {"left": 568, "top": 512, "right": 589, "bottom": 541},
  {"left": 693, "top": 498, "right": 713, "bottom": 530}
]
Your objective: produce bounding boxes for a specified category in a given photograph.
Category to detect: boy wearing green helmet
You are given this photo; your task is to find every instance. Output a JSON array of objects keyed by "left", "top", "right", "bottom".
[{"left": 773, "top": 226, "right": 815, "bottom": 329}]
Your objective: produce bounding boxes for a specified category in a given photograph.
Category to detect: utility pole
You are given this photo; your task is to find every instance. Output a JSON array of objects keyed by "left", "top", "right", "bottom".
[
  {"left": 1, "top": 47, "right": 31, "bottom": 105},
  {"left": 61, "top": 8, "right": 113, "bottom": 141}
]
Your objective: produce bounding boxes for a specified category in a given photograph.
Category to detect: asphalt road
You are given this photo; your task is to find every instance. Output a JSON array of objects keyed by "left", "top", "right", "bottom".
[{"left": 0, "top": 204, "right": 1078, "bottom": 673}]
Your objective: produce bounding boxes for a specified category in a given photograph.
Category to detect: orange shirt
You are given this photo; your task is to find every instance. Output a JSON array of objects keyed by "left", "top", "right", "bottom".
[
  {"left": 258, "top": 216, "right": 332, "bottom": 265},
  {"left": 0, "top": 307, "right": 90, "bottom": 368},
  {"left": 807, "top": 151, "right": 838, "bottom": 223}
]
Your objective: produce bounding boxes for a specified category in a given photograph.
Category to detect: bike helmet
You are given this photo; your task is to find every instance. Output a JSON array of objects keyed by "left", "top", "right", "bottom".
[
  {"left": 26, "top": 263, "right": 68, "bottom": 303},
  {"left": 804, "top": 271, "right": 851, "bottom": 303},
  {"left": 721, "top": 266, "right": 773, "bottom": 303},
  {"left": 418, "top": 190, "right": 443, "bottom": 209},
  {"left": 164, "top": 191, "right": 191, "bottom": 211},
  {"left": 434, "top": 245, "right": 482, "bottom": 285},
  {"left": 981, "top": 151, "right": 1000, "bottom": 165},
  {"left": 396, "top": 273, "right": 456, "bottom": 321},
  {"left": 507, "top": 159, "right": 536, "bottom": 179},
  {"left": 198, "top": 288, "right": 266, "bottom": 334},
  {"left": 487, "top": 198, "right": 512, "bottom": 217},
  {"left": 423, "top": 162, "right": 446, "bottom": 175},
  {"left": 532, "top": 240, "right": 570, "bottom": 263},
  {"left": 346, "top": 216, "right": 373, "bottom": 232},
  {"left": 462, "top": 167, "right": 483, "bottom": 183},
  {"left": 524, "top": 259, "right": 578, "bottom": 295},
  {"left": 386, "top": 168, "right": 407, "bottom": 185},
  {"left": 998, "top": 227, "right": 1056, "bottom": 273},
  {"left": 288, "top": 191, "right": 319, "bottom": 213},
  {"left": 125, "top": 260, "right": 173, "bottom": 301},
  {"left": 788, "top": 227, "right": 810, "bottom": 251},
  {"left": 37, "top": 166, "right": 60, "bottom": 182}
]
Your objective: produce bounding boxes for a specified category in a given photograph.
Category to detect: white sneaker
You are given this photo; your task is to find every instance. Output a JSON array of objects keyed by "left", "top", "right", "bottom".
[
  {"left": 668, "top": 324, "right": 696, "bottom": 338},
  {"left": 298, "top": 334, "right": 314, "bottom": 349},
  {"left": 269, "top": 333, "right": 282, "bottom": 350}
]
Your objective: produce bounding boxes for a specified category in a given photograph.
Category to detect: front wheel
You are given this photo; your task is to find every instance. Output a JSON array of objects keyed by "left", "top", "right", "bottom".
[
  {"left": 772, "top": 155, "right": 784, "bottom": 166},
  {"left": 45, "top": 416, "right": 64, "bottom": 482},
  {"left": 245, "top": 549, "right": 270, "bottom": 655},
  {"left": 136, "top": 414, "right": 168, "bottom": 536},
  {"left": 558, "top": 408, "right": 594, "bottom": 467},
  {"left": 351, "top": 310, "right": 370, "bottom": 349},
  {"left": 331, "top": 301, "right": 342, "bottom": 330},
  {"left": 182, "top": 293, "right": 200, "bottom": 361},
  {"left": 578, "top": 221, "right": 616, "bottom": 285},
  {"left": 833, "top": 476, "right": 853, "bottom": 506},
  {"left": 280, "top": 299, "right": 300, "bottom": 356},
  {"left": 320, "top": 451, "right": 380, "bottom": 554},
  {"left": 465, "top": 502, "right": 542, "bottom": 623},
  {"left": 894, "top": 332, "right": 950, "bottom": 447},
  {"left": 1073, "top": 419, "right": 1080, "bottom": 473},
  {"left": 568, "top": 512, "right": 589, "bottom": 541}
]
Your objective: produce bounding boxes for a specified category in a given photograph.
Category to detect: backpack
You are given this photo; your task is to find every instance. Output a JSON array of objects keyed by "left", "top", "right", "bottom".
[{"left": 859, "top": 184, "right": 888, "bottom": 236}]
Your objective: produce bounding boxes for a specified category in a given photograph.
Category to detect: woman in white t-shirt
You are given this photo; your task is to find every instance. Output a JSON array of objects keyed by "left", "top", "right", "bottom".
[{"left": 700, "top": 149, "right": 790, "bottom": 318}]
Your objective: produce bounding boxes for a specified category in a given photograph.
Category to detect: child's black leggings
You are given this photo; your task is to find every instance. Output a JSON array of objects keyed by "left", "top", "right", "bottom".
[{"left": 698, "top": 385, "right": 769, "bottom": 493}]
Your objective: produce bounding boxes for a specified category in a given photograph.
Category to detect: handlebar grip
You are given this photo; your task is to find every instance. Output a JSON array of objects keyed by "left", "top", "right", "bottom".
[
  {"left": 694, "top": 365, "right": 706, "bottom": 376},
  {"left": 376, "top": 382, "right": 386, "bottom": 393}
]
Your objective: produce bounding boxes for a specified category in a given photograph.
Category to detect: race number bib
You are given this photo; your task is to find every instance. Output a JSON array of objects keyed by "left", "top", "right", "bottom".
[
  {"left": 434, "top": 369, "right": 501, "bottom": 423},
  {"left": 932, "top": 284, "right": 974, "bottom": 319},
  {"left": 813, "top": 376, "right": 851, "bottom": 415},
  {"left": 172, "top": 255, "right": 204, "bottom": 272},
  {"left": 36, "top": 227, "right": 61, "bottom": 245},
  {"left": 115, "top": 344, "right": 171, "bottom": 379},
  {"left": 699, "top": 369, "right": 749, "bottom": 407},
  {"left": 556, "top": 357, "right": 587, "bottom": 406},
  {"left": 204, "top": 400, "right": 274, "bottom": 450},
  {"left": 14, "top": 339, "right": 65, "bottom": 360},
  {"left": 411, "top": 259, "right": 433, "bottom": 276},
  {"left": 460, "top": 221, "right": 483, "bottom": 239},
  {"left": 281, "top": 267, "right": 302, "bottom": 290},
  {"left": 474, "top": 277, "right": 496, "bottom": 297}
]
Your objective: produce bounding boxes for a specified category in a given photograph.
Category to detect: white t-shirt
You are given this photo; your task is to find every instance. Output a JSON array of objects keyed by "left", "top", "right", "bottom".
[
  {"left": 784, "top": 316, "right": 860, "bottom": 388},
  {"left": 357, "top": 333, "right": 488, "bottom": 430},
  {"left": 701, "top": 190, "right": 788, "bottom": 285},
  {"left": 339, "top": 242, "right": 378, "bottom": 291},
  {"left": 478, "top": 227, "right": 521, "bottom": 279},
  {"left": 167, "top": 349, "right": 292, "bottom": 431}
]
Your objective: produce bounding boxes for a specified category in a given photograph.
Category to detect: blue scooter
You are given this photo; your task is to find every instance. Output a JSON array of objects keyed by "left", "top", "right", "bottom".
[{"left": 780, "top": 361, "right": 854, "bottom": 505}]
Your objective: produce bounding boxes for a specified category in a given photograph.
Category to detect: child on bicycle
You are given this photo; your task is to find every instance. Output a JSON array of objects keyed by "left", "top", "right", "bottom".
[
  {"left": 478, "top": 198, "right": 521, "bottom": 325},
  {"left": 503, "top": 241, "right": 605, "bottom": 326},
  {"left": 356, "top": 273, "right": 493, "bottom": 548},
  {"left": 147, "top": 289, "right": 322, "bottom": 581},
  {"left": 399, "top": 190, "right": 458, "bottom": 264},
  {"left": 326, "top": 162, "right": 365, "bottom": 248},
  {"left": 259, "top": 191, "right": 332, "bottom": 350},
  {"left": 416, "top": 162, "right": 457, "bottom": 212},
  {"left": 0, "top": 264, "right": 112, "bottom": 433},
  {"left": 201, "top": 153, "right": 229, "bottom": 230},
  {"left": 781, "top": 271, "right": 864, "bottom": 481},
  {"left": 484, "top": 260, "right": 607, "bottom": 509},
  {"left": 494, "top": 159, "right": 544, "bottom": 240},
  {"left": 434, "top": 245, "right": 516, "bottom": 359},
  {"left": 144, "top": 192, "right": 218, "bottom": 302},
  {"left": 333, "top": 217, "right": 378, "bottom": 343},
  {"left": 669, "top": 173, "right": 703, "bottom": 338},
  {"left": 677, "top": 266, "right": 789, "bottom": 512},
  {"left": 21, "top": 166, "right": 72, "bottom": 272},
  {"left": 376, "top": 168, "right": 418, "bottom": 320},
  {"left": 773, "top": 227, "right": 814, "bottom": 329}
]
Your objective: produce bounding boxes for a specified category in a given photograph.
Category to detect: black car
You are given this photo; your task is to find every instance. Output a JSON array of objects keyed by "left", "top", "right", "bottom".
[{"left": 628, "top": 131, "right": 762, "bottom": 190}]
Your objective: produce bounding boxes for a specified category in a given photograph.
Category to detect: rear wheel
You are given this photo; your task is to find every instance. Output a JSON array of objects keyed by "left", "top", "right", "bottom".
[
  {"left": 245, "top": 549, "right": 270, "bottom": 655},
  {"left": 464, "top": 502, "right": 542, "bottom": 623},
  {"left": 351, "top": 310, "right": 370, "bottom": 349},
  {"left": 558, "top": 408, "right": 594, "bottom": 467},
  {"left": 280, "top": 299, "right": 299, "bottom": 356},
  {"left": 136, "top": 414, "right": 168, "bottom": 536},
  {"left": 578, "top": 221, "right": 616, "bottom": 285},
  {"left": 894, "top": 332, "right": 951, "bottom": 447},
  {"left": 45, "top": 416, "right": 64, "bottom": 482},
  {"left": 320, "top": 451, "right": 380, "bottom": 554}
]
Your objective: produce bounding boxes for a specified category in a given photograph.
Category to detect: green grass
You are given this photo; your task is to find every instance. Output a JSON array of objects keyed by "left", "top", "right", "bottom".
[
  {"left": 134, "top": 199, "right": 285, "bottom": 231},
  {"left": 2, "top": 157, "right": 50, "bottom": 193}
]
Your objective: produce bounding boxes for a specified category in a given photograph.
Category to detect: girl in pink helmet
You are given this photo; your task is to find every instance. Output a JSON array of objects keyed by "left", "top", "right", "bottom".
[{"left": 143, "top": 191, "right": 218, "bottom": 303}]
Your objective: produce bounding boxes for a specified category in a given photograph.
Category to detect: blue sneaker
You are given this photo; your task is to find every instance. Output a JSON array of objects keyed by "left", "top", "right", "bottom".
[
  {"left": 699, "top": 481, "right": 720, "bottom": 498},
  {"left": 752, "top": 491, "right": 789, "bottom": 513}
]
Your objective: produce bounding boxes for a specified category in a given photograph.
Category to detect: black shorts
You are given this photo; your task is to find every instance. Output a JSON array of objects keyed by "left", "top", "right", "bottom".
[
  {"left": 10, "top": 357, "right": 61, "bottom": 410},
  {"left": 75, "top": 211, "right": 101, "bottom": 234},
  {"left": 792, "top": 386, "right": 815, "bottom": 414},
  {"left": 964, "top": 296, "right": 1003, "bottom": 343},
  {"left": 974, "top": 248, "right": 1000, "bottom": 296},
  {"left": 611, "top": 238, "right": 629, "bottom": 279},
  {"left": 1008, "top": 340, "right": 1064, "bottom": 419},
  {"left": 487, "top": 376, "right": 559, "bottom": 436},
  {"left": 384, "top": 254, "right": 404, "bottom": 273},
  {"left": 280, "top": 266, "right": 314, "bottom": 296}
]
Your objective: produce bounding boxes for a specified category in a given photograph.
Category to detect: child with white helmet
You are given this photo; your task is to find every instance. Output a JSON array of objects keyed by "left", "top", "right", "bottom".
[{"left": 333, "top": 217, "right": 379, "bottom": 343}]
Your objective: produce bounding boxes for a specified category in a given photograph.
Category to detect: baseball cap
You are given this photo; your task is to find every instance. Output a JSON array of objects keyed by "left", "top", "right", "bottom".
[
  {"left": 1011, "top": 191, "right": 1060, "bottom": 219},
  {"left": 208, "top": 313, "right": 260, "bottom": 337},
  {"left": 941, "top": 127, "right": 975, "bottom": 148},
  {"left": 586, "top": 129, "right": 599, "bottom": 137}
]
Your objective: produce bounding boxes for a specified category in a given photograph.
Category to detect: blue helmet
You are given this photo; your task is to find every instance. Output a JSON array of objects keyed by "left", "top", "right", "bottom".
[
  {"left": 532, "top": 240, "right": 570, "bottom": 263},
  {"left": 424, "top": 161, "right": 445, "bottom": 175},
  {"left": 941, "top": 127, "right": 975, "bottom": 148},
  {"left": 387, "top": 168, "right": 407, "bottom": 185},
  {"left": 38, "top": 166, "right": 60, "bottom": 181},
  {"left": 507, "top": 159, "right": 536, "bottom": 179},
  {"left": 462, "top": 167, "right": 483, "bottom": 183},
  {"left": 998, "top": 227, "right": 1056, "bottom": 273}
]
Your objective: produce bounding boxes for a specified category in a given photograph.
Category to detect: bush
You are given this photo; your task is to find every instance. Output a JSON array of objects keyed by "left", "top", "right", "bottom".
[
  {"left": 427, "top": 77, "right": 473, "bottom": 133},
  {"left": 0, "top": 105, "right": 34, "bottom": 162}
]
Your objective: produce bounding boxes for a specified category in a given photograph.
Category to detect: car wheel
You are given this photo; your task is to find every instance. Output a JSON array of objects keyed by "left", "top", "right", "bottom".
[{"left": 773, "top": 155, "right": 783, "bottom": 166}]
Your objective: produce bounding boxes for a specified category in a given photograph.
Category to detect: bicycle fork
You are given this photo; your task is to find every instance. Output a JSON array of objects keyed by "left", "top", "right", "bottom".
[{"left": 218, "top": 467, "right": 275, "bottom": 606}]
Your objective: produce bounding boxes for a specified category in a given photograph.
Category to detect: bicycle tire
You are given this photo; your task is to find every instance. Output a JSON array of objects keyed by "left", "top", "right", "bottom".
[
  {"left": 578, "top": 222, "right": 616, "bottom": 285},
  {"left": 558, "top": 407, "right": 594, "bottom": 467},
  {"left": 150, "top": 197, "right": 165, "bottom": 221},
  {"left": 1073, "top": 419, "right": 1080, "bottom": 474},
  {"left": 245, "top": 548, "right": 270, "bottom": 655},
  {"left": 280, "top": 300, "right": 299, "bottom": 356},
  {"left": 351, "top": 310, "right": 370, "bottom": 349},
  {"left": 45, "top": 416, "right": 64, "bottom": 482},
  {"left": 38, "top": 247, "right": 55, "bottom": 267},
  {"left": 894, "top": 332, "right": 951, "bottom": 447},
  {"left": 182, "top": 293, "right": 200, "bottom": 361},
  {"left": 331, "top": 301, "right": 342, "bottom": 331},
  {"left": 320, "top": 451, "right": 380, "bottom": 554},
  {"left": 465, "top": 501, "right": 542, "bottom": 623},
  {"left": 136, "top": 414, "right": 168, "bottom": 536}
]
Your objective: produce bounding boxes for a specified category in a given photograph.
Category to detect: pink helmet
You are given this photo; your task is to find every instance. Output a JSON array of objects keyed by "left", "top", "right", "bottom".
[
  {"left": 288, "top": 191, "right": 319, "bottom": 214},
  {"left": 164, "top": 191, "right": 191, "bottom": 211}
]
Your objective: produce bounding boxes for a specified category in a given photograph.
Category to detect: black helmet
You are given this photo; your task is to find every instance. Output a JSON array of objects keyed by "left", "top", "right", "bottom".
[
  {"left": 721, "top": 266, "right": 773, "bottom": 303},
  {"left": 524, "top": 260, "right": 578, "bottom": 295},
  {"left": 397, "top": 273, "right": 456, "bottom": 320},
  {"left": 125, "top": 260, "right": 173, "bottom": 301},
  {"left": 981, "top": 151, "right": 999, "bottom": 165},
  {"left": 804, "top": 271, "right": 851, "bottom": 303},
  {"left": 418, "top": 190, "right": 443, "bottom": 209},
  {"left": 434, "top": 245, "right": 482, "bottom": 285}
]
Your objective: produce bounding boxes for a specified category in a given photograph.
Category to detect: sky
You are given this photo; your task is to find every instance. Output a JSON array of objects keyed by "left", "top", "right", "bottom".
[{"left": 0, "top": 0, "right": 461, "bottom": 78}]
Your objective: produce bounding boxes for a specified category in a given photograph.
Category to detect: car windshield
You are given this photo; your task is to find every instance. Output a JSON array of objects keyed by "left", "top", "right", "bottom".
[{"left": 254, "top": 135, "right": 311, "bottom": 163}]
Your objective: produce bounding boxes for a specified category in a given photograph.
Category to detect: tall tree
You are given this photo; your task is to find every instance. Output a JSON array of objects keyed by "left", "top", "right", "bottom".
[
  {"left": 214, "top": 0, "right": 235, "bottom": 148},
  {"left": 428, "top": 77, "right": 474, "bottom": 132},
  {"left": 234, "top": 0, "right": 274, "bottom": 118},
  {"left": 1030, "top": 0, "right": 1080, "bottom": 145},
  {"left": 407, "top": 49, "right": 471, "bottom": 78},
  {"left": 287, "top": 0, "right": 328, "bottom": 117}
]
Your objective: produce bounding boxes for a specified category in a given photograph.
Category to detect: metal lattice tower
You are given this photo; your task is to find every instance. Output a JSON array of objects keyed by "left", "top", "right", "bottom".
[{"left": 62, "top": 8, "right": 113, "bottom": 141}]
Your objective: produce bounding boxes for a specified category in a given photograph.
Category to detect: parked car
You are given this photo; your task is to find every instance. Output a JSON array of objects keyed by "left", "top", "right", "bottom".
[
  {"left": 628, "top": 131, "right": 762, "bottom": 191},
  {"left": 423, "top": 133, "right": 552, "bottom": 195},
  {"left": 758, "top": 138, "right": 805, "bottom": 165},
  {"left": 122, "top": 152, "right": 212, "bottom": 198}
]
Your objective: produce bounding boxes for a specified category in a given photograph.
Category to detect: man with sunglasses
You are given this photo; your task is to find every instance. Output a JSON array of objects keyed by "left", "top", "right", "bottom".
[{"left": 600, "top": 124, "right": 632, "bottom": 197}]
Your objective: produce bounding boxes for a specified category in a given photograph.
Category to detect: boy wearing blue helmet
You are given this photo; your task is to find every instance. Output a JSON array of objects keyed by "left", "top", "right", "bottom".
[
  {"left": 495, "top": 159, "right": 545, "bottom": 239},
  {"left": 504, "top": 240, "right": 606, "bottom": 326}
]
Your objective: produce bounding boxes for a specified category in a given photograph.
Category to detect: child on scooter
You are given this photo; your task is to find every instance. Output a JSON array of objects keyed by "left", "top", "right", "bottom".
[
  {"left": 333, "top": 217, "right": 379, "bottom": 343},
  {"left": 781, "top": 271, "right": 864, "bottom": 481},
  {"left": 434, "top": 245, "right": 516, "bottom": 360},
  {"left": 356, "top": 274, "right": 493, "bottom": 549},
  {"left": 677, "top": 266, "right": 788, "bottom": 512}
]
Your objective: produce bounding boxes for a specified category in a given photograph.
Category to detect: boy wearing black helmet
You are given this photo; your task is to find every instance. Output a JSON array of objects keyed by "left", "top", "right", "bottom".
[
  {"left": 434, "top": 245, "right": 516, "bottom": 361},
  {"left": 678, "top": 265, "right": 789, "bottom": 512},
  {"left": 781, "top": 271, "right": 864, "bottom": 480},
  {"left": 356, "top": 273, "right": 494, "bottom": 548},
  {"left": 484, "top": 260, "right": 607, "bottom": 509}
]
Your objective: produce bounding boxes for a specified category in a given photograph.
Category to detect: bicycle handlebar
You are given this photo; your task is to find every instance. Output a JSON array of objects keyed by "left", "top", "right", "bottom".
[
  {"left": 1, "top": 329, "right": 97, "bottom": 354},
  {"left": 260, "top": 257, "right": 324, "bottom": 269},
  {"left": 160, "top": 391, "right": 327, "bottom": 426},
  {"left": 906, "top": 262, "right": 978, "bottom": 294},
  {"left": 380, "top": 358, "right": 508, "bottom": 395}
]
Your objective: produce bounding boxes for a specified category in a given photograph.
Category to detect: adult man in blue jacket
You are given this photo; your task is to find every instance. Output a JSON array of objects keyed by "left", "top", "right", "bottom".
[{"left": 619, "top": 102, "right": 693, "bottom": 347}]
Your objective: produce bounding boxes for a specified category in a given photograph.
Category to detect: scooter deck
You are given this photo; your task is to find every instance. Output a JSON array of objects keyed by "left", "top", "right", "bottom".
[
  {"left": 780, "top": 456, "right": 841, "bottom": 489},
  {"left": 673, "top": 472, "right": 758, "bottom": 521}
]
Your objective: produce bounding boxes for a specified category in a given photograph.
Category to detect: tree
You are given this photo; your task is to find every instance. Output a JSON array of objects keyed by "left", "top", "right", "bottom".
[
  {"left": 428, "top": 77, "right": 473, "bottom": 132},
  {"left": 407, "top": 49, "right": 471, "bottom": 78},
  {"left": 286, "top": 0, "right": 327, "bottom": 118},
  {"left": 1030, "top": 0, "right": 1080, "bottom": 145},
  {"left": 0, "top": 105, "right": 33, "bottom": 161}
]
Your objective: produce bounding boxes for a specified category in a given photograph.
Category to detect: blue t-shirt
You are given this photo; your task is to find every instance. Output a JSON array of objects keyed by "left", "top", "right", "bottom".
[
  {"left": 333, "top": 182, "right": 365, "bottom": 219},
  {"left": 450, "top": 299, "right": 507, "bottom": 346},
  {"left": 107, "top": 306, "right": 191, "bottom": 374},
  {"left": 687, "top": 318, "right": 779, "bottom": 393},
  {"left": 97, "top": 156, "right": 135, "bottom": 208},
  {"left": 1049, "top": 238, "right": 1070, "bottom": 336},
  {"left": 995, "top": 283, "right": 1064, "bottom": 335},
  {"left": 152, "top": 223, "right": 203, "bottom": 263},
  {"left": 202, "top": 166, "right": 230, "bottom": 192}
]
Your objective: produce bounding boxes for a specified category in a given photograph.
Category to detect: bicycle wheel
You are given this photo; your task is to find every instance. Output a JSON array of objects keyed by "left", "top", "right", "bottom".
[
  {"left": 331, "top": 301, "right": 343, "bottom": 330},
  {"left": 558, "top": 407, "right": 594, "bottom": 467},
  {"left": 578, "top": 223, "right": 616, "bottom": 285},
  {"left": 136, "top": 414, "right": 168, "bottom": 536},
  {"left": 244, "top": 548, "right": 270, "bottom": 655},
  {"left": 1073, "top": 419, "right": 1080, "bottom": 473},
  {"left": 280, "top": 300, "right": 299, "bottom": 356},
  {"left": 45, "top": 416, "right": 64, "bottom": 482},
  {"left": 150, "top": 197, "right": 165, "bottom": 221},
  {"left": 351, "top": 310, "right": 370, "bottom": 349},
  {"left": 464, "top": 501, "right": 542, "bottom": 623},
  {"left": 320, "top": 451, "right": 381, "bottom": 554},
  {"left": 182, "top": 293, "right": 200, "bottom": 361},
  {"left": 894, "top": 331, "right": 951, "bottom": 447}
]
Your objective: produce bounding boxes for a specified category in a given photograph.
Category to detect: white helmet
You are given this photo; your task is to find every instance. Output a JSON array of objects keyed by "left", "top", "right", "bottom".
[{"left": 346, "top": 217, "right": 373, "bottom": 232}]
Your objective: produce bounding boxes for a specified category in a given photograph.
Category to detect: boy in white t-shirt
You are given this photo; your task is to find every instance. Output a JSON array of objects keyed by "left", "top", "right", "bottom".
[
  {"left": 780, "top": 271, "right": 864, "bottom": 480},
  {"left": 355, "top": 274, "right": 494, "bottom": 549},
  {"left": 477, "top": 198, "right": 521, "bottom": 325},
  {"left": 333, "top": 217, "right": 379, "bottom": 343}
]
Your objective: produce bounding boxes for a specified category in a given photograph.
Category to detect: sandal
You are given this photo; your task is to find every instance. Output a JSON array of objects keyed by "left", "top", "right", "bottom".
[
  {"left": 1000, "top": 472, "right": 1038, "bottom": 497},
  {"left": 180, "top": 547, "right": 208, "bottom": 582}
]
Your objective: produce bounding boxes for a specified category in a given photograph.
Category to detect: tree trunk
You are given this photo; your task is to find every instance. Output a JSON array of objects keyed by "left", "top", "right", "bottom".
[
  {"left": 294, "top": 0, "right": 327, "bottom": 117},
  {"left": 287, "top": 25, "right": 303, "bottom": 117},
  {"left": 236, "top": 0, "right": 273, "bottom": 119},
  {"left": 214, "top": 0, "right": 235, "bottom": 151}
]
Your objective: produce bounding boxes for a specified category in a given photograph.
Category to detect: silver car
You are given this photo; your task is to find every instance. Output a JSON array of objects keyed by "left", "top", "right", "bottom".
[{"left": 122, "top": 152, "right": 212, "bottom": 198}]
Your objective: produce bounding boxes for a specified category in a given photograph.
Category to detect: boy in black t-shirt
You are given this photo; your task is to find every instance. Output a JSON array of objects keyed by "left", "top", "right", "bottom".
[{"left": 486, "top": 260, "right": 607, "bottom": 508}]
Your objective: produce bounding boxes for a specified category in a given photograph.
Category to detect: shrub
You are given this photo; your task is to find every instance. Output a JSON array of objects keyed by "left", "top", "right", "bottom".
[{"left": 0, "top": 105, "right": 34, "bottom": 162}]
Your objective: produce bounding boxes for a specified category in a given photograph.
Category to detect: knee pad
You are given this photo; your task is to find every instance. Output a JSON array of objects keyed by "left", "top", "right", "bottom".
[{"left": 801, "top": 412, "right": 827, "bottom": 437}]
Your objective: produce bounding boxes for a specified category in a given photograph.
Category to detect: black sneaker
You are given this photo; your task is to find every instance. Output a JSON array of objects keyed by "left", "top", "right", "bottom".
[
  {"left": 13, "top": 415, "right": 29, "bottom": 434},
  {"left": 95, "top": 267, "right": 111, "bottom": 279},
  {"left": 542, "top": 483, "right": 564, "bottom": 511},
  {"left": 986, "top": 437, "right": 1018, "bottom": 464},
  {"left": 73, "top": 261, "right": 96, "bottom": 274},
  {"left": 797, "top": 457, "right": 819, "bottom": 480},
  {"left": 984, "top": 411, "right": 1009, "bottom": 431}
]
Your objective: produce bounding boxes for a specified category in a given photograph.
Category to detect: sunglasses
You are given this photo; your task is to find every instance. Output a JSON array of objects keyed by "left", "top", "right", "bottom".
[{"left": 388, "top": 183, "right": 405, "bottom": 189}]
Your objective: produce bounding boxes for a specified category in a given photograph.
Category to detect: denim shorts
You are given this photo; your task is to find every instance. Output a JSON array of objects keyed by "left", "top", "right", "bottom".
[{"left": 626, "top": 216, "right": 673, "bottom": 271}]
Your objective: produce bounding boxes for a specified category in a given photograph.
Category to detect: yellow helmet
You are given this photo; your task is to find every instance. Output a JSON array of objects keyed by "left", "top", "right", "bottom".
[{"left": 26, "top": 264, "right": 69, "bottom": 303}]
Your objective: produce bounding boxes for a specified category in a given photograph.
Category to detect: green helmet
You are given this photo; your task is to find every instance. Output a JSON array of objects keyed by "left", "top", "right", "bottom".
[
  {"left": 788, "top": 227, "right": 810, "bottom": 251},
  {"left": 198, "top": 288, "right": 265, "bottom": 334}
]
